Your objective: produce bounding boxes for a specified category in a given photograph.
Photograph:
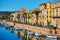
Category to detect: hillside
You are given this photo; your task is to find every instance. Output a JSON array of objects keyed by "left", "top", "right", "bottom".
[{"left": 0, "top": 11, "right": 16, "bottom": 16}]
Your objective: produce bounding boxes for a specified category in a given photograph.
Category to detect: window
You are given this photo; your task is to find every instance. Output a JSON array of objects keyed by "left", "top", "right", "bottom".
[{"left": 56, "top": 8, "right": 58, "bottom": 16}]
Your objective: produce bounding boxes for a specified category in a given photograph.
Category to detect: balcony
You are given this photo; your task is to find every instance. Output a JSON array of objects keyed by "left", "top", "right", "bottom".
[{"left": 53, "top": 16, "right": 60, "bottom": 18}]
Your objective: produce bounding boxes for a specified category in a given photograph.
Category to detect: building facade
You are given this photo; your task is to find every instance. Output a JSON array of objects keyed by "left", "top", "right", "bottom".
[
  {"left": 51, "top": 2, "right": 60, "bottom": 28},
  {"left": 40, "top": 2, "right": 60, "bottom": 28}
]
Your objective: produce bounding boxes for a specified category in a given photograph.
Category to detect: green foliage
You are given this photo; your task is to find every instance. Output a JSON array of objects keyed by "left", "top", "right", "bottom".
[
  {"left": 17, "top": 14, "right": 20, "bottom": 18},
  {"left": 17, "top": 14, "right": 20, "bottom": 22},
  {"left": 1, "top": 16, "right": 5, "bottom": 19},
  {"left": 23, "top": 12, "right": 27, "bottom": 18},
  {"left": 6, "top": 15, "right": 10, "bottom": 19},
  {"left": 1, "top": 15, "right": 10, "bottom": 20},
  {"left": 33, "top": 10, "right": 42, "bottom": 14},
  {"left": 32, "top": 10, "right": 42, "bottom": 25}
]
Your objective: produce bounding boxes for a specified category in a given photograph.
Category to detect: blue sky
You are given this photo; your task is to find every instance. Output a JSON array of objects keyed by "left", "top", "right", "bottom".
[{"left": 0, "top": 0, "right": 58, "bottom": 11}]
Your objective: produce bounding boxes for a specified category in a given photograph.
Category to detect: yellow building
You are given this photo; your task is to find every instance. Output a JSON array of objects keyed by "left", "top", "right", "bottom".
[
  {"left": 46, "top": 2, "right": 60, "bottom": 28},
  {"left": 46, "top": 2, "right": 51, "bottom": 25},
  {"left": 40, "top": 2, "right": 60, "bottom": 28},
  {"left": 39, "top": 3, "right": 47, "bottom": 26}
]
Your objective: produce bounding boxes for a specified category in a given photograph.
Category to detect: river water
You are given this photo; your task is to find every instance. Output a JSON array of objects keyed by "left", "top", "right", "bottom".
[{"left": 0, "top": 25, "right": 22, "bottom": 40}]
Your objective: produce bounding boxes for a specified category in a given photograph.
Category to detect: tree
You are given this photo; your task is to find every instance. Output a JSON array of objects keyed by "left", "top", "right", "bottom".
[
  {"left": 11, "top": 15, "right": 14, "bottom": 21},
  {"left": 2, "top": 16, "right": 5, "bottom": 20},
  {"left": 17, "top": 14, "right": 20, "bottom": 22},
  {"left": 27, "top": 13, "right": 31, "bottom": 24},
  {"left": 23, "top": 12, "right": 27, "bottom": 24},
  {"left": 33, "top": 9, "right": 42, "bottom": 26},
  {"left": 5, "top": 15, "right": 10, "bottom": 21}
]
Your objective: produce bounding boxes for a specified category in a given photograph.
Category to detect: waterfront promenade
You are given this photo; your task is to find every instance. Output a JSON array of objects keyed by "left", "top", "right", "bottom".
[{"left": 6, "top": 21, "right": 60, "bottom": 37}]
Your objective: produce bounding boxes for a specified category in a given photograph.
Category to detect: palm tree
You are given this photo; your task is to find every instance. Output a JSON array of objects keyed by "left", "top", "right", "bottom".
[
  {"left": 8, "top": 16, "right": 10, "bottom": 21},
  {"left": 25, "top": 13, "right": 27, "bottom": 24},
  {"left": 2, "top": 16, "right": 5, "bottom": 20},
  {"left": 23, "top": 12, "right": 27, "bottom": 24},
  {"left": 27, "top": 13, "right": 31, "bottom": 24},
  {"left": 33, "top": 10, "right": 42, "bottom": 26},
  {"left": 5, "top": 15, "right": 10, "bottom": 21},
  {"left": 17, "top": 14, "right": 20, "bottom": 23},
  {"left": 11, "top": 15, "right": 14, "bottom": 21}
]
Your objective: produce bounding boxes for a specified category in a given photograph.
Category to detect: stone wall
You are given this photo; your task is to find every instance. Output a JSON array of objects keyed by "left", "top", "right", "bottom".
[{"left": 6, "top": 21, "right": 55, "bottom": 35}]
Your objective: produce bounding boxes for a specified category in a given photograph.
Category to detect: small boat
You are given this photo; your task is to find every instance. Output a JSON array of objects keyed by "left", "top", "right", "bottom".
[
  {"left": 46, "top": 35, "right": 57, "bottom": 39},
  {"left": 14, "top": 27, "right": 23, "bottom": 31}
]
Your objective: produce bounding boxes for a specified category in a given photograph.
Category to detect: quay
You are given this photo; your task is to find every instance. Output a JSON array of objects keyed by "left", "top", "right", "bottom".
[
  {"left": 6, "top": 21, "right": 60, "bottom": 36},
  {"left": 0, "top": 20, "right": 60, "bottom": 40}
]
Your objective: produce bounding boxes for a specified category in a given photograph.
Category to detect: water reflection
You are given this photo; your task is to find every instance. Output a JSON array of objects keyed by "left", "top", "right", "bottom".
[
  {"left": 46, "top": 38, "right": 57, "bottom": 40},
  {"left": 0, "top": 26, "right": 22, "bottom": 40},
  {"left": 0, "top": 24, "right": 57, "bottom": 40}
]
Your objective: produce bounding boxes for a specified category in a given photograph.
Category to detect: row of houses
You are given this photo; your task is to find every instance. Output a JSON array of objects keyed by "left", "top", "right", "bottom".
[{"left": 10, "top": 2, "right": 60, "bottom": 28}]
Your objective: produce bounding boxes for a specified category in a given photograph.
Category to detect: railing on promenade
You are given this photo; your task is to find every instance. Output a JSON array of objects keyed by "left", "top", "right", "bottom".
[
  {"left": 1, "top": 20, "right": 60, "bottom": 36},
  {"left": 6, "top": 21, "right": 55, "bottom": 35},
  {"left": 1, "top": 20, "right": 59, "bottom": 36}
]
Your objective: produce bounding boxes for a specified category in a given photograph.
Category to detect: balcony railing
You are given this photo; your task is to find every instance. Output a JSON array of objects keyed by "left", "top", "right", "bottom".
[{"left": 52, "top": 16, "right": 60, "bottom": 18}]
